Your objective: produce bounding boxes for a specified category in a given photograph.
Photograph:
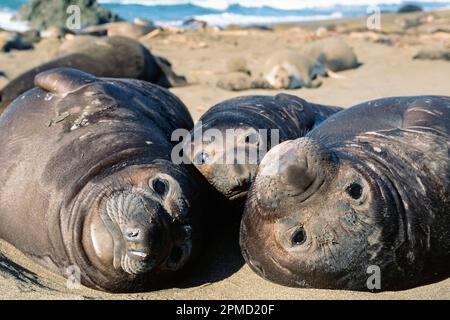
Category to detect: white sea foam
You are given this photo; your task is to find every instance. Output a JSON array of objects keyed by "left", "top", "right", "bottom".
[
  {"left": 190, "top": 11, "right": 344, "bottom": 27},
  {"left": 99, "top": 0, "right": 450, "bottom": 11},
  {"left": 0, "top": 10, "right": 29, "bottom": 32}
]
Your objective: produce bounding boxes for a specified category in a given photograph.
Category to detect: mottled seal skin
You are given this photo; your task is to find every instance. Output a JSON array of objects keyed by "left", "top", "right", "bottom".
[
  {"left": 188, "top": 94, "right": 342, "bottom": 204},
  {"left": 0, "top": 36, "right": 186, "bottom": 110},
  {"left": 261, "top": 50, "right": 326, "bottom": 89},
  {"left": 241, "top": 96, "right": 450, "bottom": 291},
  {"left": 0, "top": 68, "right": 205, "bottom": 292}
]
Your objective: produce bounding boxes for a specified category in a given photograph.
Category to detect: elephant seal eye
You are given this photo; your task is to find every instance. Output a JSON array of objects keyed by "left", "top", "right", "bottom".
[
  {"left": 153, "top": 178, "right": 168, "bottom": 196},
  {"left": 194, "top": 151, "right": 209, "bottom": 165},
  {"left": 245, "top": 133, "right": 258, "bottom": 144},
  {"left": 291, "top": 227, "right": 307, "bottom": 246},
  {"left": 346, "top": 183, "right": 363, "bottom": 200}
]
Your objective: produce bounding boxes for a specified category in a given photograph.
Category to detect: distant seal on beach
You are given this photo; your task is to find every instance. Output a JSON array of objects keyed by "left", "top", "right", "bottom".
[
  {"left": 0, "top": 68, "right": 206, "bottom": 292},
  {"left": 0, "top": 36, "right": 186, "bottom": 110},
  {"left": 260, "top": 50, "right": 326, "bottom": 89},
  {"left": 241, "top": 96, "right": 450, "bottom": 291},
  {"left": 306, "top": 38, "right": 360, "bottom": 72},
  {"left": 187, "top": 94, "right": 342, "bottom": 203},
  {"left": 81, "top": 21, "right": 156, "bottom": 38},
  {"left": 413, "top": 48, "right": 450, "bottom": 61}
]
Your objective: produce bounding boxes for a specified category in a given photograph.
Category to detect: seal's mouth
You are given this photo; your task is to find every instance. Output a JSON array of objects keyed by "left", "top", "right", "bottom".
[
  {"left": 127, "top": 250, "right": 150, "bottom": 259},
  {"left": 121, "top": 251, "right": 156, "bottom": 275},
  {"left": 229, "top": 190, "right": 248, "bottom": 201},
  {"left": 222, "top": 168, "right": 255, "bottom": 201}
]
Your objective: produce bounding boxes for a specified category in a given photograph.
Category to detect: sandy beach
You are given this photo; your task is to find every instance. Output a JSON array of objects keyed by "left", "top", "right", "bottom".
[{"left": 0, "top": 8, "right": 449, "bottom": 299}]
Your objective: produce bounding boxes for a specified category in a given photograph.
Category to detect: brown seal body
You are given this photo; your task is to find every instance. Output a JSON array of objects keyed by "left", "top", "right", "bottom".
[
  {"left": 0, "top": 68, "right": 205, "bottom": 292},
  {"left": 241, "top": 96, "right": 450, "bottom": 291},
  {"left": 306, "top": 38, "right": 360, "bottom": 72},
  {"left": 188, "top": 94, "right": 342, "bottom": 204},
  {"left": 0, "top": 36, "right": 186, "bottom": 110}
]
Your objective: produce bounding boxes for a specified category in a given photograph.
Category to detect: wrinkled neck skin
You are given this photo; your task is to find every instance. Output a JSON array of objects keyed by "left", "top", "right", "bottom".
[
  {"left": 62, "top": 162, "right": 196, "bottom": 292},
  {"left": 242, "top": 133, "right": 449, "bottom": 290},
  {"left": 337, "top": 129, "right": 450, "bottom": 283}
]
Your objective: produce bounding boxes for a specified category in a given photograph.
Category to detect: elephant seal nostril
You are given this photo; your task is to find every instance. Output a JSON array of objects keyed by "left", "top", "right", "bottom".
[
  {"left": 125, "top": 228, "right": 140, "bottom": 240},
  {"left": 286, "top": 165, "right": 315, "bottom": 194}
]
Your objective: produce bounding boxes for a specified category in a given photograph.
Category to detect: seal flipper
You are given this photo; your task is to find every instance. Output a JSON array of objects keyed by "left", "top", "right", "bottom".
[
  {"left": 153, "top": 56, "right": 187, "bottom": 88},
  {"left": 0, "top": 54, "right": 100, "bottom": 109},
  {"left": 34, "top": 67, "right": 97, "bottom": 95}
]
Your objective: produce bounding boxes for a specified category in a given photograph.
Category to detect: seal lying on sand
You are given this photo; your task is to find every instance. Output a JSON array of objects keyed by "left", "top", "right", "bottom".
[
  {"left": 81, "top": 21, "right": 156, "bottom": 38},
  {"left": 305, "top": 38, "right": 360, "bottom": 72},
  {"left": 216, "top": 51, "right": 327, "bottom": 91},
  {"left": 413, "top": 48, "right": 450, "bottom": 61},
  {"left": 0, "top": 68, "right": 206, "bottom": 292},
  {"left": 241, "top": 96, "right": 450, "bottom": 291},
  {"left": 260, "top": 50, "right": 326, "bottom": 89},
  {"left": 0, "top": 36, "right": 186, "bottom": 110},
  {"left": 187, "top": 94, "right": 342, "bottom": 204}
]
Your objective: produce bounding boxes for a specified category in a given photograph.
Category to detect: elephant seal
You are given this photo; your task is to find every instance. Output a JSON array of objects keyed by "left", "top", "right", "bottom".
[
  {"left": 0, "top": 68, "right": 206, "bottom": 292},
  {"left": 414, "top": 48, "right": 450, "bottom": 61},
  {"left": 241, "top": 96, "right": 450, "bottom": 291},
  {"left": 261, "top": 50, "right": 326, "bottom": 89},
  {"left": 305, "top": 38, "right": 360, "bottom": 72},
  {"left": 81, "top": 22, "right": 156, "bottom": 39},
  {"left": 187, "top": 94, "right": 342, "bottom": 204},
  {"left": 0, "top": 36, "right": 186, "bottom": 110}
]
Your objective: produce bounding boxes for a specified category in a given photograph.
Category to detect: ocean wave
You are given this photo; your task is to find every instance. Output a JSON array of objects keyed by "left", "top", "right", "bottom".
[
  {"left": 99, "top": 0, "right": 450, "bottom": 11},
  {"left": 183, "top": 11, "right": 344, "bottom": 27},
  {"left": 0, "top": 10, "right": 29, "bottom": 32}
]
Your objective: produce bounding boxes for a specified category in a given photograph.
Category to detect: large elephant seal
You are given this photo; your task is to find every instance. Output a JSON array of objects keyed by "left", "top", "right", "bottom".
[
  {"left": 0, "top": 36, "right": 186, "bottom": 110},
  {"left": 187, "top": 94, "right": 342, "bottom": 204},
  {"left": 305, "top": 38, "right": 360, "bottom": 72},
  {"left": 0, "top": 68, "right": 206, "bottom": 292},
  {"left": 241, "top": 96, "right": 450, "bottom": 291}
]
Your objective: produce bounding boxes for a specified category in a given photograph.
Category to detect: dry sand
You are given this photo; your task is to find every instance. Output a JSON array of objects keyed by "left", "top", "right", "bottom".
[{"left": 0, "top": 10, "right": 449, "bottom": 299}]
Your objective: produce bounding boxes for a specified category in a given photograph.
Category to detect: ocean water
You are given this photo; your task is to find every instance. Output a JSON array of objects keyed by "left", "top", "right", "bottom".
[{"left": 1, "top": 0, "right": 450, "bottom": 31}]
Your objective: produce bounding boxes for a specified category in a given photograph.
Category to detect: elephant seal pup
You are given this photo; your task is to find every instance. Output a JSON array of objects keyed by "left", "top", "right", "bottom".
[
  {"left": 187, "top": 94, "right": 342, "bottom": 204},
  {"left": 260, "top": 50, "right": 326, "bottom": 89},
  {"left": 305, "top": 38, "right": 360, "bottom": 72},
  {"left": 0, "top": 68, "right": 206, "bottom": 292},
  {"left": 241, "top": 96, "right": 450, "bottom": 291},
  {"left": 0, "top": 36, "right": 186, "bottom": 110}
]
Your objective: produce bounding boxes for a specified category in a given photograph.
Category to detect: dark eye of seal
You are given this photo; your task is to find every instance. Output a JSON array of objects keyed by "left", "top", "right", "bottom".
[
  {"left": 291, "top": 227, "right": 307, "bottom": 246},
  {"left": 346, "top": 183, "right": 363, "bottom": 200},
  {"left": 194, "top": 151, "right": 209, "bottom": 165},
  {"left": 153, "top": 178, "right": 168, "bottom": 196}
]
